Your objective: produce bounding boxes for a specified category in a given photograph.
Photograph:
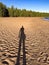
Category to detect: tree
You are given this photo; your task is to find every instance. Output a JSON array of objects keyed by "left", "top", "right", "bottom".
[
  {"left": 0, "top": 2, "right": 49, "bottom": 17},
  {"left": 8, "top": 6, "right": 14, "bottom": 17},
  {"left": 0, "top": 2, "right": 9, "bottom": 17},
  {"left": 14, "top": 8, "right": 21, "bottom": 17}
]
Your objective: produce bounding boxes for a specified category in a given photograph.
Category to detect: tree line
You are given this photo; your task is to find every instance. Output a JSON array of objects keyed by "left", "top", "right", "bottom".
[{"left": 0, "top": 2, "right": 49, "bottom": 17}]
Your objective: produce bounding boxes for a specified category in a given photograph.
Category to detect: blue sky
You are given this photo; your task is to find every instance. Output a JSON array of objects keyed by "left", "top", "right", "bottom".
[{"left": 0, "top": 0, "right": 49, "bottom": 13}]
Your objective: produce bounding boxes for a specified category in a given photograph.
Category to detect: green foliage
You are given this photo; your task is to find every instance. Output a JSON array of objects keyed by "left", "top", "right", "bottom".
[
  {"left": 0, "top": 2, "right": 9, "bottom": 17},
  {"left": 0, "top": 2, "right": 49, "bottom": 17},
  {"left": 8, "top": 6, "right": 14, "bottom": 17}
]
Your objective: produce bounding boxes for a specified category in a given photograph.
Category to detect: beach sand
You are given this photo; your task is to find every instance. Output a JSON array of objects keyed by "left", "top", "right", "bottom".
[{"left": 0, "top": 17, "right": 49, "bottom": 65}]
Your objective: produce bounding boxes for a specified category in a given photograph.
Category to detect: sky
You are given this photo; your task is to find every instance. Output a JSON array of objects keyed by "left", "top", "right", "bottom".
[{"left": 0, "top": 0, "right": 49, "bottom": 13}]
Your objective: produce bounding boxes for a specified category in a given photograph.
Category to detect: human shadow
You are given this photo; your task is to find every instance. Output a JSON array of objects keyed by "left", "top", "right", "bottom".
[{"left": 15, "top": 26, "right": 26, "bottom": 65}]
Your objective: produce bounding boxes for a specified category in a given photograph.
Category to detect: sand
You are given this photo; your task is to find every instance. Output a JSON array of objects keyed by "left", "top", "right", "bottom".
[{"left": 0, "top": 17, "right": 49, "bottom": 65}]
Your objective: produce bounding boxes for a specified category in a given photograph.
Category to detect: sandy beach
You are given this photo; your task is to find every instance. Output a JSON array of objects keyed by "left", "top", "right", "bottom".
[{"left": 0, "top": 17, "right": 49, "bottom": 65}]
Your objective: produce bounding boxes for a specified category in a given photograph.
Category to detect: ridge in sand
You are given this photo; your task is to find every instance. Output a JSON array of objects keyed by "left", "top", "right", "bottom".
[{"left": 0, "top": 17, "right": 49, "bottom": 65}]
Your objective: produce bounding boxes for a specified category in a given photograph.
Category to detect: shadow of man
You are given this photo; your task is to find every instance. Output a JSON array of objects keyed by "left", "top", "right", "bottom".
[{"left": 15, "top": 26, "right": 26, "bottom": 65}]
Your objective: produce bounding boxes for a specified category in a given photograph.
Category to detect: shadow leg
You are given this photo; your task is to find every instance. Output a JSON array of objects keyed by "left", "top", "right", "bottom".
[
  {"left": 23, "top": 40, "right": 26, "bottom": 65},
  {"left": 15, "top": 39, "right": 21, "bottom": 65}
]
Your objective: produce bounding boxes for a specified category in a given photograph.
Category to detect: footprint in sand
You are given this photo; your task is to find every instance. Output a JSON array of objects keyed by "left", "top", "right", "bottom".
[
  {"left": 2, "top": 58, "right": 15, "bottom": 65},
  {"left": 2, "top": 61, "right": 9, "bottom": 65}
]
